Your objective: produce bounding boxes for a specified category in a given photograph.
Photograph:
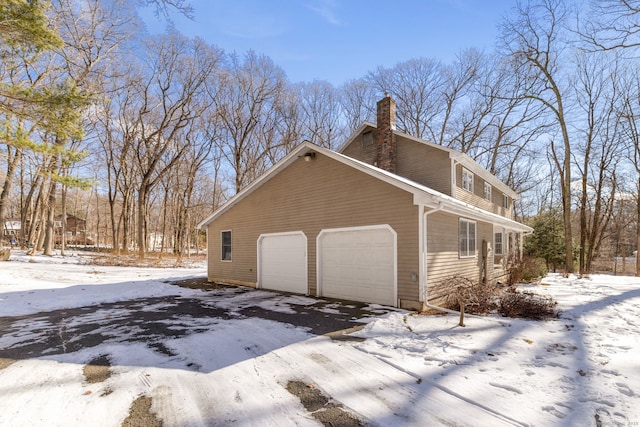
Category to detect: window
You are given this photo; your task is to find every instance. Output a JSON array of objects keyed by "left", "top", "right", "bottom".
[
  {"left": 459, "top": 219, "right": 476, "bottom": 258},
  {"left": 462, "top": 168, "right": 474, "bottom": 192},
  {"left": 221, "top": 230, "right": 232, "bottom": 261},
  {"left": 494, "top": 231, "right": 503, "bottom": 255},
  {"left": 484, "top": 182, "right": 492, "bottom": 201},
  {"left": 503, "top": 194, "right": 510, "bottom": 209},
  {"left": 362, "top": 130, "right": 373, "bottom": 147}
]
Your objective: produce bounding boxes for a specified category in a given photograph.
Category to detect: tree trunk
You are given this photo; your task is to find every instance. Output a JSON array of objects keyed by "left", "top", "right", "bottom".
[
  {"left": 137, "top": 184, "right": 150, "bottom": 259},
  {"left": 43, "top": 175, "right": 57, "bottom": 256},
  {"left": 0, "top": 146, "right": 22, "bottom": 242},
  {"left": 637, "top": 176, "right": 640, "bottom": 277},
  {"left": 60, "top": 183, "right": 67, "bottom": 256},
  {"left": 122, "top": 193, "right": 131, "bottom": 254},
  {"left": 579, "top": 174, "right": 588, "bottom": 275}
]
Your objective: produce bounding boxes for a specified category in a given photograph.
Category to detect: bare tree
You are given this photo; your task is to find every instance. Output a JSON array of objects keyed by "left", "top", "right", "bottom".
[
  {"left": 581, "top": 0, "right": 640, "bottom": 50},
  {"left": 213, "top": 50, "right": 287, "bottom": 193},
  {"left": 295, "top": 80, "right": 345, "bottom": 149},
  {"left": 573, "top": 52, "right": 625, "bottom": 273},
  {"left": 339, "top": 78, "right": 376, "bottom": 133},
  {"left": 366, "top": 58, "right": 445, "bottom": 140},
  {"left": 116, "top": 33, "right": 219, "bottom": 257},
  {"left": 617, "top": 63, "right": 640, "bottom": 275},
  {"left": 500, "top": 0, "right": 576, "bottom": 273}
]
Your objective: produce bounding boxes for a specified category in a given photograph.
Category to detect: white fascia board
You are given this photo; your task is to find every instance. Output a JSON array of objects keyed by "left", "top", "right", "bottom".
[
  {"left": 438, "top": 199, "right": 533, "bottom": 233},
  {"left": 198, "top": 140, "right": 531, "bottom": 235},
  {"left": 449, "top": 152, "right": 519, "bottom": 200},
  {"left": 329, "top": 151, "right": 531, "bottom": 233},
  {"left": 412, "top": 187, "right": 532, "bottom": 233},
  {"left": 320, "top": 148, "right": 532, "bottom": 232}
]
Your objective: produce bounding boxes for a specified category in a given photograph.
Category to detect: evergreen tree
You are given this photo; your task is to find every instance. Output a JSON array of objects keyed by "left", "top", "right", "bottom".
[
  {"left": 0, "top": 0, "right": 90, "bottom": 249},
  {"left": 525, "top": 208, "right": 567, "bottom": 272}
]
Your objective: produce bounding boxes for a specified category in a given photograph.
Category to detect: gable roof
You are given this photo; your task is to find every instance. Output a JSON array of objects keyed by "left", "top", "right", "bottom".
[
  {"left": 336, "top": 124, "right": 519, "bottom": 200},
  {"left": 197, "top": 141, "right": 532, "bottom": 233}
]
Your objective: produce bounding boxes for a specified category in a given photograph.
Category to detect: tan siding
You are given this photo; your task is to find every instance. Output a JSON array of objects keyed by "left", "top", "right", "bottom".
[
  {"left": 207, "top": 152, "right": 420, "bottom": 306},
  {"left": 454, "top": 164, "right": 517, "bottom": 218},
  {"left": 342, "top": 132, "right": 453, "bottom": 195},
  {"left": 341, "top": 129, "right": 377, "bottom": 164},
  {"left": 425, "top": 212, "right": 496, "bottom": 305},
  {"left": 342, "top": 129, "right": 517, "bottom": 221},
  {"left": 396, "top": 136, "right": 452, "bottom": 195}
]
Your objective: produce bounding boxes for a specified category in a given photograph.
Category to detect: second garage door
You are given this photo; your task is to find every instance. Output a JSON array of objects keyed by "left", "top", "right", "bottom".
[
  {"left": 318, "top": 225, "right": 396, "bottom": 306},
  {"left": 258, "top": 232, "right": 307, "bottom": 294}
]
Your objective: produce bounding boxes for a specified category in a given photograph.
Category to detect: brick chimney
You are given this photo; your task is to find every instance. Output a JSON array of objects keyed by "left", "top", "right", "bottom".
[{"left": 376, "top": 95, "right": 397, "bottom": 173}]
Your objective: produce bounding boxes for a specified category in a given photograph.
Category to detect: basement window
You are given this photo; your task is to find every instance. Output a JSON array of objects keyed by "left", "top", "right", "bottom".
[{"left": 221, "top": 230, "right": 232, "bottom": 261}]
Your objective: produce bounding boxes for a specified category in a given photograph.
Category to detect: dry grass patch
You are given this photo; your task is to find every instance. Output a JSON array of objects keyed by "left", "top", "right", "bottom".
[
  {"left": 286, "top": 380, "right": 364, "bottom": 427},
  {"left": 0, "top": 357, "right": 16, "bottom": 371},
  {"left": 83, "top": 355, "right": 111, "bottom": 384},
  {"left": 122, "top": 396, "right": 163, "bottom": 427}
]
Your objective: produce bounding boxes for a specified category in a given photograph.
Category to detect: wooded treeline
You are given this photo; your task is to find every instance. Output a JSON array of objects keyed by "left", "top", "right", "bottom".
[{"left": 1, "top": 0, "right": 640, "bottom": 273}]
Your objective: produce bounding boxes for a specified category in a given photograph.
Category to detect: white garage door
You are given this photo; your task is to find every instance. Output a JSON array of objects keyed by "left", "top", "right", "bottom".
[
  {"left": 258, "top": 232, "right": 307, "bottom": 294},
  {"left": 318, "top": 225, "right": 396, "bottom": 306}
]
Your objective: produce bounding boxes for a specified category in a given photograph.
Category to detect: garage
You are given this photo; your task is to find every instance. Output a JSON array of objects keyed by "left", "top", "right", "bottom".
[
  {"left": 258, "top": 232, "right": 307, "bottom": 294},
  {"left": 317, "top": 225, "right": 397, "bottom": 306}
]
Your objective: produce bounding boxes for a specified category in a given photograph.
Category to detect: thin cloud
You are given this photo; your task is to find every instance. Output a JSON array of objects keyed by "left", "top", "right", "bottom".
[{"left": 306, "top": 0, "right": 343, "bottom": 26}]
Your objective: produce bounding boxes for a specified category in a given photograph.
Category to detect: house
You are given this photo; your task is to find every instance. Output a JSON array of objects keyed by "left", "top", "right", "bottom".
[
  {"left": 3, "top": 219, "right": 21, "bottom": 243},
  {"left": 198, "top": 96, "right": 533, "bottom": 309},
  {"left": 54, "top": 214, "right": 94, "bottom": 246}
]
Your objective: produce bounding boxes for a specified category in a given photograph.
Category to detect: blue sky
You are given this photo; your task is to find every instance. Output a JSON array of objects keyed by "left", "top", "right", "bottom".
[{"left": 142, "top": 0, "right": 515, "bottom": 86}]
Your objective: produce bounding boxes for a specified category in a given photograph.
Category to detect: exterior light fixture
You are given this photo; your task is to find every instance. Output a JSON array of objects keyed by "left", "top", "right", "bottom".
[{"left": 304, "top": 152, "right": 316, "bottom": 162}]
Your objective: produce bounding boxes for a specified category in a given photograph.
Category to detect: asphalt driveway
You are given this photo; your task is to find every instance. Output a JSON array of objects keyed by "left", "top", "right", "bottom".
[{"left": 0, "top": 277, "right": 394, "bottom": 362}]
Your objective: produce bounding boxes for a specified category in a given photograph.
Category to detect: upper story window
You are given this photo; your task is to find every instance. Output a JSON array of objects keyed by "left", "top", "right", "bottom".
[
  {"left": 484, "top": 182, "right": 492, "bottom": 201},
  {"left": 221, "top": 230, "right": 232, "bottom": 261},
  {"left": 503, "top": 194, "right": 510, "bottom": 209},
  {"left": 459, "top": 219, "right": 476, "bottom": 258},
  {"left": 462, "top": 168, "right": 474, "bottom": 193}
]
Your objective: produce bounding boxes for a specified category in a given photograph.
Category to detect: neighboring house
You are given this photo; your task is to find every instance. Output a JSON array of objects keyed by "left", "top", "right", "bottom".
[
  {"left": 198, "top": 97, "right": 533, "bottom": 309},
  {"left": 3, "top": 219, "right": 21, "bottom": 242},
  {"left": 54, "top": 214, "right": 94, "bottom": 246}
]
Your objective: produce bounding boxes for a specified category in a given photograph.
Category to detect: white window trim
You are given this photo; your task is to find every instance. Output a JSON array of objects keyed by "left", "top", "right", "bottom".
[
  {"left": 459, "top": 219, "right": 476, "bottom": 259},
  {"left": 484, "top": 182, "right": 492, "bottom": 201},
  {"left": 221, "top": 230, "right": 232, "bottom": 262},
  {"left": 494, "top": 228, "right": 504, "bottom": 256},
  {"left": 462, "top": 167, "right": 474, "bottom": 193}
]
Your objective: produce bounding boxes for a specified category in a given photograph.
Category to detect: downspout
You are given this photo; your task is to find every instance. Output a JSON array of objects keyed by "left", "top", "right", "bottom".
[{"left": 421, "top": 203, "right": 460, "bottom": 315}]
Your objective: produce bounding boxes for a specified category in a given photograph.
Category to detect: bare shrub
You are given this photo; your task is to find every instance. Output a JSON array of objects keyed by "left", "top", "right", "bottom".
[
  {"left": 79, "top": 253, "right": 206, "bottom": 268},
  {"left": 442, "top": 276, "right": 500, "bottom": 315},
  {"left": 507, "top": 256, "right": 548, "bottom": 285},
  {"left": 498, "top": 289, "right": 558, "bottom": 320},
  {"left": 437, "top": 275, "right": 558, "bottom": 322}
]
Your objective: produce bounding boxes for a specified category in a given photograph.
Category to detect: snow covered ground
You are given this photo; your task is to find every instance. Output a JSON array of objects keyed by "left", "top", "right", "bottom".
[{"left": 0, "top": 252, "right": 639, "bottom": 426}]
